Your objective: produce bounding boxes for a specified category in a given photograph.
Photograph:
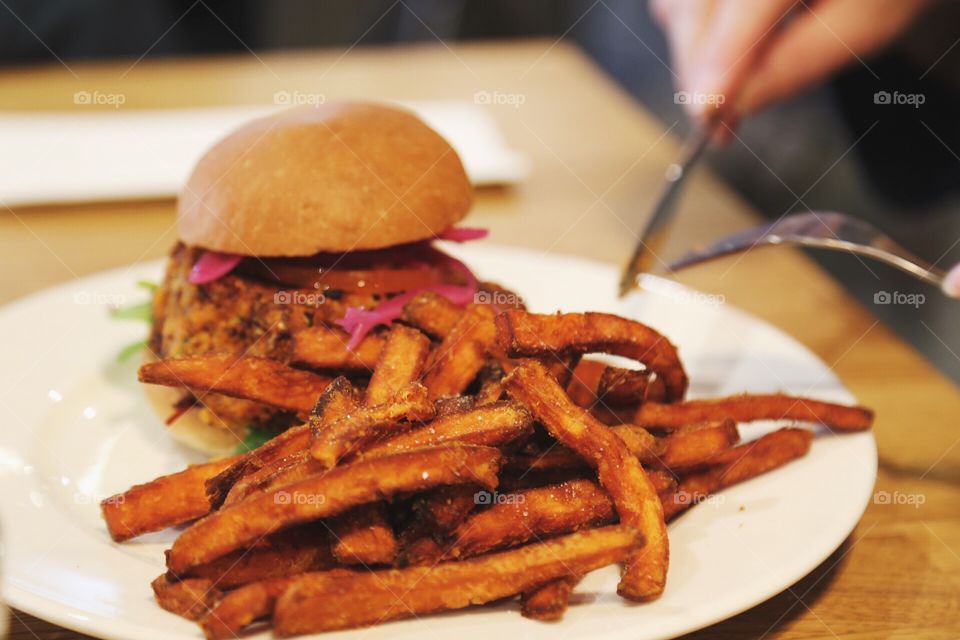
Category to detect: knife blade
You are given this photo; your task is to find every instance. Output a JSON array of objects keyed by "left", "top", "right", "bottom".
[{"left": 617, "top": 122, "right": 716, "bottom": 297}]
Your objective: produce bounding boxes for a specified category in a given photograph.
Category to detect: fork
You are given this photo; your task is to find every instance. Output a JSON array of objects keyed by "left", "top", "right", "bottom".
[{"left": 668, "top": 211, "right": 954, "bottom": 295}]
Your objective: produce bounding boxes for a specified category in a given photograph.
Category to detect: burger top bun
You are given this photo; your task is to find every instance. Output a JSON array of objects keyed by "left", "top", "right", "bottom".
[{"left": 177, "top": 102, "right": 473, "bottom": 256}]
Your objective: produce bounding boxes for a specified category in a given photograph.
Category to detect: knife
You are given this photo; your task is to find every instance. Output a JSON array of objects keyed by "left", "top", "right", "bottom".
[{"left": 617, "top": 120, "right": 718, "bottom": 297}]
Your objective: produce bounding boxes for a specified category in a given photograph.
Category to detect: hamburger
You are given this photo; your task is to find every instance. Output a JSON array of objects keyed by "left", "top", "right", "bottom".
[{"left": 144, "top": 102, "right": 490, "bottom": 455}]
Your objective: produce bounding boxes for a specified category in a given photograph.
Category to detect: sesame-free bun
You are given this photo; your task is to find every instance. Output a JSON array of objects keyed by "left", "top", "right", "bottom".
[
  {"left": 177, "top": 102, "right": 473, "bottom": 256},
  {"left": 140, "top": 353, "right": 247, "bottom": 457}
]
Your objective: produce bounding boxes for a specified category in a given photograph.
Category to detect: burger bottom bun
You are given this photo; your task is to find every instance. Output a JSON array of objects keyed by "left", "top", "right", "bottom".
[{"left": 141, "top": 353, "right": 248, "bottom": 458}]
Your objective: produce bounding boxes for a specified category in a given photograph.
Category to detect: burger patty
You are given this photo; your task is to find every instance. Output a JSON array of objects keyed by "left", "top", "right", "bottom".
[
  {"left": 150, "top": 244, "right": 373, "bottom": 429},
  {"left": 150, "top": 244, "right": 525, "bottom": 431}
]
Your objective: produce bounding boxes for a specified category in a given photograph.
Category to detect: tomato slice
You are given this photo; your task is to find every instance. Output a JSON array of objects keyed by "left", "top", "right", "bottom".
[{"left": 241, "top": 260, "right": 448, "bottom": 294}]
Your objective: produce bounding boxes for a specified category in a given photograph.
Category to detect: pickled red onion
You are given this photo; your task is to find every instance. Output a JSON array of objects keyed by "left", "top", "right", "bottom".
[
  {"left": 436, "top": 226, "right": 489, "bottom": 242},
  {"left": 186, "top": 227, "right": 487, "bottom": 286},
  {"left": 336, "top": 248, "right": 479, "bottom": 349},
  {"left": 189, "top": 251, "right": 244, "bottom": 284}
]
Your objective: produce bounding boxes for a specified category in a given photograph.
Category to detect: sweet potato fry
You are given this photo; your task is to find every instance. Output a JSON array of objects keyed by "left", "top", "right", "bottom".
[
  {"left": 208, "top": 378, "right": 359, "bottom": 507},
  {"left": 496, "top": 311, "right": 688, "bottom": 401},
  {"left": 139, "top": 355, "right": 332, "bottom": 415},
  {"left": 221, "top": 451, "right": 314, "bottom": 507},
  {"left": 396, "top": 527, "right": 445, "bottom": 566},
  {"left": 310, "top": 383, "right": 435, "bottom": 467},
  {"left": 183, "top": 524, "right": 334, "bottom": 587},
  {"left": 597, "top": 367, "right": 666, "bottom": 406},
  {"left": 500, "top": 425, "right": 659, "bottom": 478},
  {"left": 400, "top": 290, "right": 463, "bottom": 339},
  {"left": 476, "top": 378, "right": 504, "bottom": 405},
  {"left": 337, "top": 332, "right": 431, "bottom": 564},
  {"left": 436, "top": 395, "right": 476, "bottom": 416},
  {"left": 504, "top": 425, "right": 663, "bottom": 475},
  {"left": 200, "top": 570, "right": 363, "bottom": 639},
  {"left": 166, "top": 445, "right": 501, "bottom": 573},
  {"left": 414, "top": 484, "right": 479, "bottom": 532},
  {"left": 328, "top": 503, "right": 398, "bottom": 565},
  {"left": 633, "top": 394, "right": 874, "bottom": 431},
  {"left": 654, "top": 419, "right": 740, "bottom": 471},
  {"left": 358, "top": 400, "right": 533, "bottom": 459},
  {"left": 474, "top": 361, "right": 507, "bottom": 405},
  {"left": 565, "top": 359, "right": 606, "bottom": 408},
  {"left": 521, "top": 576, "right": 581, "bottom": 621},
  {"left": 446, "top": 479, "right": 616, "bottom": 559},
  {"left": 101, "top": 454, "right": 242, "bottom": 541},
  {"left": 152, "top": 574, "right": 221, "bottom": 621},
  {"left": 423, "top": 303, "right": 499, "bottom": 399},
  {"left": 610, "top": 424, "right": 661, "bottom": 460},
  {"left": 199, "top": 576, "right": 293, "bottom": 640},
  {"left": 663, "top": 428, "right": 813, "bottom": 520},
  {"left": 233, "top": 402, "right": 527, "bottom": 506},
  {"left": 364, "top": 325, "right": 432, "bottom": 405},
  {"left": 395, "top": 485, "right": 479, "bottom": 566},
  {"left": 272, "top": 526, "right": 641, "bottom": 635},
  {"left": 499, "top": 460, "right": 677, "bottom": 501},
  {"left": 538, "top": 354, "right": 582, "bottom": 388},
  {"left": 290, "top": 326, "right": 383, "bottom": 372},
  {"left": 209, "top": 428, "right": 311, "bottom": 508},
  {"left": 503, "top": 360, "right": 669, "bottom": 601}
]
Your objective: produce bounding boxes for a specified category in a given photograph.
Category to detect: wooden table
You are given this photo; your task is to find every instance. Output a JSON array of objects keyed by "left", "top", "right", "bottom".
[{"left": 1, "top": 41, "right": 958, "bottom": 639}]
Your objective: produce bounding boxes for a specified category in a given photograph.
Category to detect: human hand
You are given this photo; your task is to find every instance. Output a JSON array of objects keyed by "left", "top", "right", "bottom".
[
  {"left": 943, "top": 263, "right": 960, "bottom": 298},
  {"left": 651, "top": 0, "right": 931, "bottom": 122}
]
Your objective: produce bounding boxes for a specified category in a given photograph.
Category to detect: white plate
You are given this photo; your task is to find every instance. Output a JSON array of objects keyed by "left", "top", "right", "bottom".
[{"left": 0, "top": 244, "right": 877, "bottom": 640}]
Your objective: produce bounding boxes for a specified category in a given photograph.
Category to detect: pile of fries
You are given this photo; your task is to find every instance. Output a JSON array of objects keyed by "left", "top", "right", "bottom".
[{"left": 103, "top": 292, "right": 874, "bottom": 638}]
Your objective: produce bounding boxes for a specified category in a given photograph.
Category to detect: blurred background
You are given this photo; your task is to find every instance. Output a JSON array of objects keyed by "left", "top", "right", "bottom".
[{"left": 1, "top": 0, "right": 958, "bottom": 381}]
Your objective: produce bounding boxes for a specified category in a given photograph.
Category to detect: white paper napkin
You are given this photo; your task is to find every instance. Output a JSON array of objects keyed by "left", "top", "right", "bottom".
[{"left": 0, "top": 101, "right": 529, "bottom": 207}]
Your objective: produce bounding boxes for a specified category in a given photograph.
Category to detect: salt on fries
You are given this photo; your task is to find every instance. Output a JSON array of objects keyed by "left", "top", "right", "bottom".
[{"left": 104, "top": 302, "right": 873, "bottom": 636}]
